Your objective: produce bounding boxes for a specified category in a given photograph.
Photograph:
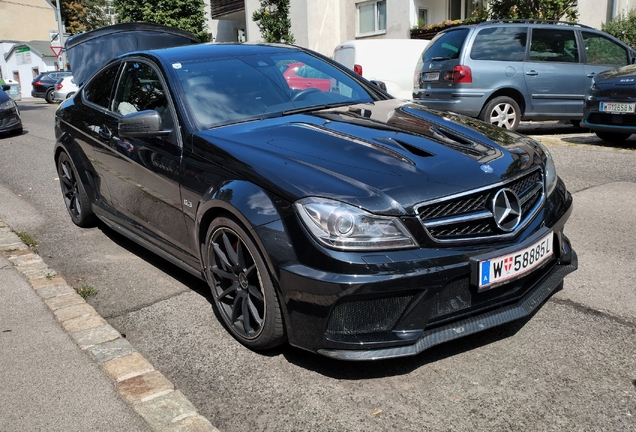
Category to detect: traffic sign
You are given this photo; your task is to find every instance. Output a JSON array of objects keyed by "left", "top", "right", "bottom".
[{"left": 50, "top": 46, "right": 63, "bottom": 57}]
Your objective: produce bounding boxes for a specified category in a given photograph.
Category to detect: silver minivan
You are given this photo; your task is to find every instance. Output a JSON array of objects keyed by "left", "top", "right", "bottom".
[{"left": 413, "top": 20, "right": 636, "bottom": 130}]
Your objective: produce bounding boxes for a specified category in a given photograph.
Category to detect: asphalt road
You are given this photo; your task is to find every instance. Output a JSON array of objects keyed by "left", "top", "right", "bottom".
[{"left": 1, "top": 99, "right": 635, "bottom": 431}]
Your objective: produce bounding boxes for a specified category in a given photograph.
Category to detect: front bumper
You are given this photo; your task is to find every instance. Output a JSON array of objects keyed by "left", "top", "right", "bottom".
[
  {"left": 274, "top": 188, "right": 576, "bottom": 360},
  {"left": 0, "top": 110, "right": 22, "bottom": 133}
]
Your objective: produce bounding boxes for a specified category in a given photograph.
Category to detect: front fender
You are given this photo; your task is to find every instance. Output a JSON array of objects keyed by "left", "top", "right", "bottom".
[{"left": 53, "top": 129, "right": 100, "bottom": 205}]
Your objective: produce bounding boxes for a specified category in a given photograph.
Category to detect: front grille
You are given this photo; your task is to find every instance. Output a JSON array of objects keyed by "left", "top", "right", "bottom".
[
  {"left": 586, "top": 112, "right": 636, "bottom": 127},
  {"left": 416, "top": 169, "right": 544, "bottom": 243},
  {"left": 326, "top": 295, "right": 413, "bottom": 335}
]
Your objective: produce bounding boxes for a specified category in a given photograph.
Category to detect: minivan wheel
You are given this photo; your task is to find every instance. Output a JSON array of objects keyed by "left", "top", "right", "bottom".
[
  {"left": 480, "top": 96, "right": 521, "bottom": 130},
  {"left": 595, "top": 131, "right": 631, "bottom": 142}
]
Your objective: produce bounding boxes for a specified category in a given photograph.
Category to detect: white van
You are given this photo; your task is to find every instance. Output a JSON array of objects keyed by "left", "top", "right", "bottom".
[{"left": 333, "top": 39, "right": 430, "bottom": 100}]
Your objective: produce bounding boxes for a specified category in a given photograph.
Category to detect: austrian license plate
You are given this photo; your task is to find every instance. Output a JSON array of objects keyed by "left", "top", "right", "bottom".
[
  {"left": 422, "top": 72, "right": 440, "bottom": 82},
  {"left": 477, "top": 232, "right": 553, "bottom": 291},
  {"left": 600, "top": 102, "right": 635, "bottom": 113}
]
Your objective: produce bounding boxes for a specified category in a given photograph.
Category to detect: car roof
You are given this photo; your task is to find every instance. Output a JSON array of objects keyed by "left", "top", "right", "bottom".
[{"left": 145, "top": 42, "right": 305, "bottom": 64}]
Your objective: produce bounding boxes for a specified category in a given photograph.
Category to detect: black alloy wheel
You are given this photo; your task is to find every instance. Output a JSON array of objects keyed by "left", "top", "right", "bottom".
[
  {"left": 480, "top": 96, "right": 521, "bottom": 131},
  {"left": 595, "top": 130, "right": 631, "bottom": 142},
  {"left": 205, "top": 218, "right": 285, "bottom": 350},
  {"left": 57, "top": 152, "right": 95, "bottom": 227}
]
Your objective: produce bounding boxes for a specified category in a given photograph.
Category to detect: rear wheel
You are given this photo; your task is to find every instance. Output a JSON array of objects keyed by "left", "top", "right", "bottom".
[
  {"left": 595, "top": 131, "right": 631, "bottom": 142},
  {"left": 480, "top": 96, "right": 521, "bottom": 130},
  {"left": 57, "top": 152, "right": 96, "bottom": 227},
  {"left": 45, "top": 88, "right": 56, "bottom": 104},
  {"left": 204, "top": 217, "right": 286, "bottom": 350}
]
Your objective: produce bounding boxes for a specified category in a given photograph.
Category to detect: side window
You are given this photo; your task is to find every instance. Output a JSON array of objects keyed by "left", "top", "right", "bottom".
[
  {"left": 84, "top": 64, "right": 120, "bottom": 109},
  {"left": 470, "top": 27, "right": 528, "bottom": 61},
  {"left": 113, "top": 62, "right": 173, "bottom": 129},
  {"left": 582, "top": 31, "right": 629, "bottom": 66},
  {"left": 529, "top": 29, "right": 579, "bottom": 63}
]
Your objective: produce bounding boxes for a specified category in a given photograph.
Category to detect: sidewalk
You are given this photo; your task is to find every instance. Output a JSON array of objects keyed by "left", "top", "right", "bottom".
[{"left": 0, "top": 220, "right": 217, "bottom": 432}]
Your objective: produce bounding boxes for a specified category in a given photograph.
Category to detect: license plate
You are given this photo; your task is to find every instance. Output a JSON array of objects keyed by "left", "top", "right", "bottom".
[
  {"left": 422, "top": 72, "right": 439, "bottom": 82},
  {"left": 600, "top": 102, "right": 635, "bottom": 113},
  {"left": 477, "top": 232, "right": 553, "bottom": 290}
]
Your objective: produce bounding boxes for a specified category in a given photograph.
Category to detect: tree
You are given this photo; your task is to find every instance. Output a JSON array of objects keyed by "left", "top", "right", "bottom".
[
  {"left": 113, "top": 0, "right": 211, "bottom": 42},
  {"left": 602, "top": 8, "right": 636, "bottom": 48},
  {"left": 60, "top": 0, "right": 86, "bottom": 34},
  {"left": 84, "top": 0, "right": 111, "bottom": 32},
  {"left": 252, "top": 0, "right": 295, "bottom": 44},
  {"left": 488, "top": 0, "right": 579, "bottom": 22}
]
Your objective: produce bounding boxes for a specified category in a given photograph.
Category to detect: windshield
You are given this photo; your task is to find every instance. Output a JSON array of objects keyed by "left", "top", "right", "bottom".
[{"left": 173, "top": 51, "right": 379, "bottom": 129}]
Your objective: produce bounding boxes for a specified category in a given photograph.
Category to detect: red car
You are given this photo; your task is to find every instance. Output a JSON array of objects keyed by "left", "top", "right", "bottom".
[{"left": 282, "top": 62, "right": 331, "bottom": 91}]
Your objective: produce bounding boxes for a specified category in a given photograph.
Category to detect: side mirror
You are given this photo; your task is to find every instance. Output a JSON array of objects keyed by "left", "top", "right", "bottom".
[
  {"left": 118, "top": 110, "right": 171, "bottom": 138},
  {"left": 1, "top": 85, "right": 9, "bottom": 91},
  {"left": 370, "top": 80, "right": 387, "bottom": 92}
]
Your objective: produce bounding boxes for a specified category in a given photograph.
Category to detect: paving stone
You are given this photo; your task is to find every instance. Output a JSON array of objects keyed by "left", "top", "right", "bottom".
[
  {"left": 131, "top": 390, "right": 196, "bottom": 428},
  {"left": 102, "top": 352, "right": 155, "bottom": 382},
  {"left": 62, "top": 313, "right": 108, "bottom": 334},
  {"left": 53, "top": 303, "right": 98, "bottom": 322},
  {"left": 6, "top": 248, "right": 34, "bottom": 257},
  {"left": 0, "top": 221, "right": 6, "bottom": 228},
  {"left": 71, "top": 324, "right": 121, "bottom": 348},
  {"left": 86, "top": 337, "right": 137, "bottom": 363},
  {"left": 8, "top": 253, "right": 43, "bottom": 266},
  {"left": 44, "top": 292, "right": 85, "bottom": 311},
  {"left": 30, "top": 276, "right": 68, "bottom": 290},
  {"left": 19, "top": 265, "right": 54, "bottom": 279},
  {"left": 117, "top": 371, "right": 175, "bottom": 404},
  {"left": 159, "top": 414, "right": 220, "bottom": 432},
  {"left": 35, "top": 284, "right": 75, "bottom": 299}
]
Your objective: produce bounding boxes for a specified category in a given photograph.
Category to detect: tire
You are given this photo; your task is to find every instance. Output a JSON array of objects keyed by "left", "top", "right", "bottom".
[
  {"left": 65, "top": 92, "right": 75, "bottom": 100},
  {"left": 570, "top": 119, "right": 581, "bottom": 128},
  {"left": 12, "top": 127, "right": 23, "bottom": 136},
  {"left": 57, "top": 152, "right": 96, "bottom": 227},
  {"left": 45, "top": 88, "right": 56, "bottom": 104},
  {"left": 479, "top": 96, "right": 521, "bottom": 130},
  {"left": 595, "top": 130, "right": 631, "bottom": 142},
  {"left": 204, "top": 217, "right": 286, "bottom": 350}
]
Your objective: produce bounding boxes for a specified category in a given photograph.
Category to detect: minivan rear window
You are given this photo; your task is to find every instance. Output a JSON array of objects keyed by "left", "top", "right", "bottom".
[
  {"left": 422, "top": 28, "right": 469, "bottom": 63},
  {"left": 470, "top": 27, "right": 528, "bottom": 61}
]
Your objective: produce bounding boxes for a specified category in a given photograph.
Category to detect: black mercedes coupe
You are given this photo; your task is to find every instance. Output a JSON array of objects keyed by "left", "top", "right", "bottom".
[{"left": 55, "top": 24, "right": 577, "bottom": 361}]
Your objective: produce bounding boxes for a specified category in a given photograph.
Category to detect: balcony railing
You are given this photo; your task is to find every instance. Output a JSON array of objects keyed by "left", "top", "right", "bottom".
[{"left": 210, "top": 0, "right": 244, "bottom": 19}]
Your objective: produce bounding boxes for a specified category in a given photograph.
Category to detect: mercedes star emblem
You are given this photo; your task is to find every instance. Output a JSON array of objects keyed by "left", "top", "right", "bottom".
[{"left": 491, "top": 188, "right": 522, "bottom": 232}]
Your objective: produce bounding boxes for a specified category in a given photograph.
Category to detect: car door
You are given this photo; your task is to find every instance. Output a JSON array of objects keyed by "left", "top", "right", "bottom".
[
  {"left": 580, "top": 30, "right": 631, "bottom": 87},
  {"left": 106, "top": 60, "right": 192, "bottom": 258},
  {"left": 523, "top": 27, "right": 586, "bottom": 116}
]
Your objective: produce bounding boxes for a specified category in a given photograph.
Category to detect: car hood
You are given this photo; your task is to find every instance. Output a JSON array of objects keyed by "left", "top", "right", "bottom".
[
  {"left": 194, "top": 100, "right": 546, "bottom": 215},
  {"left": 65, "top": 23, "right": 199, "bottom": 87},
  {"left": 595, "top": 64, "right": 636, "bottom": 85}
]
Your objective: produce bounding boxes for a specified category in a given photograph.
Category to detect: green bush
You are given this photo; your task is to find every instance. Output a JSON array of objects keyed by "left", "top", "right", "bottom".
[{"left": 602, "top": 9, "right": 636, "bottom": 49}]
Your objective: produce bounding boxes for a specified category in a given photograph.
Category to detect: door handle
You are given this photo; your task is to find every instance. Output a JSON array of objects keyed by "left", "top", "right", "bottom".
[
  {"left": 526, "top": 70, "right": 539, "bottom": 76},
  {"left": 98, "top": 127, "right": 111, "bottom": 140}
]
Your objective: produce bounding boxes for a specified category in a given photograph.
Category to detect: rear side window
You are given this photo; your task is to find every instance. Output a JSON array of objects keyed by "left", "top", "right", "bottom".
[
  {"left": 529, "top": 29, "right": 579, "bottom": 63},
  {"left": 582, "top": 31, "right": 629, "bottom": 66},
  {"left": 422, "top": 28, "right": 469, "bottom": 63},
  {"left": 84, "top": 64, "right": 120, "bottom": 109},
  {"left": 470, "top": 27, "right": 528, "bottom": 61}
]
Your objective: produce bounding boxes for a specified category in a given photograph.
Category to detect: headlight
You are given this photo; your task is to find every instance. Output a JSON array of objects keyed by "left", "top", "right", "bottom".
[
  {"left": 0, "top": 99, "right": 15, "bottom": 110},
  {"left": 537, "top": 142, "right": 558, "bottom": 196},
  {"left": 295, "top": 197, "right": 417, "bottom": 251}
]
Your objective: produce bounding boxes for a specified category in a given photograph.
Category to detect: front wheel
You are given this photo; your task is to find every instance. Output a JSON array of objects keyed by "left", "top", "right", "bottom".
[
  {"left": 204, "top": 217, "right": 286, "bottom": 350},
  {"left": 595, "top": 131, "right": 631, "bottom": 142},
  {"left": 57, "top": 152, "right": 96, "bottom": 227},
  {"left": 480, "top": 96, "right": 521, "bottom": 130}
]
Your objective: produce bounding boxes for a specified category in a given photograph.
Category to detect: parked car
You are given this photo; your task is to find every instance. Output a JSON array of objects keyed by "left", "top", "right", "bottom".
[
  {"left": 282, "top": 62, "right": 332, "bottom": 91},
  {"left": 55, "top": 23, "right": 577, "bottom": 361},
  {"left": 2, "top": 79, "right": 21, "bottom": 101},
  {"left": 31, "top": 70, "right": 73, "bottom": 103},
  {"left": 0, "top": 84, "right": 23, "bottom": 135},
  {"left": 334, "top": 39, "right": 430, "bottom": 99},
  {"left": 413, "top": 20, "right": 636, "bottom": 131},
  {"left": 581, "top": 63, "right": 636, "bottom": 142},
  {"left": 53, "top": 76, "right": 78, "bottom": 102}
]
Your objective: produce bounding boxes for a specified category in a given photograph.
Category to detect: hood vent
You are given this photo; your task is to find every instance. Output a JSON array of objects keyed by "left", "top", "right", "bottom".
[{"left": 373, "top": 137, "right": 434, "bottom": 158}]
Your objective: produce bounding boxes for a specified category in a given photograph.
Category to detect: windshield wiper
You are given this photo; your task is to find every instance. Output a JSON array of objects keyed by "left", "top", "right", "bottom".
[
  {"left": 282, "top": 101, "right": 370, "bottom": 116},
  {"left": 430, "top": 56, "right": 452, "bottom": 61}
]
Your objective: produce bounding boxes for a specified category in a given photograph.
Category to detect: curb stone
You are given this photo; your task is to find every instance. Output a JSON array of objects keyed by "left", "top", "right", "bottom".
[{"left": 0, "top": 219, "right": 218, "bottom": 432}]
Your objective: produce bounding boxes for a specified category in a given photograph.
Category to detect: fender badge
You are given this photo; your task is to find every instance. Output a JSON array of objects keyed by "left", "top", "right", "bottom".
[{"left": 481, "top": 164, "right": 494, "bottom": 174}]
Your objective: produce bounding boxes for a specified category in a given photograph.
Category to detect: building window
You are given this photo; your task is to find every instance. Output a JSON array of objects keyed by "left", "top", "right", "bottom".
[
  {"left": 357, "top": 1, "right": 386, "bottom": 36},
  {"left": 31, "top": 68, "right": 38, "bottom": 78},
  {"left": 418, "top": 8, "right": 428, "bottom": 27}
]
